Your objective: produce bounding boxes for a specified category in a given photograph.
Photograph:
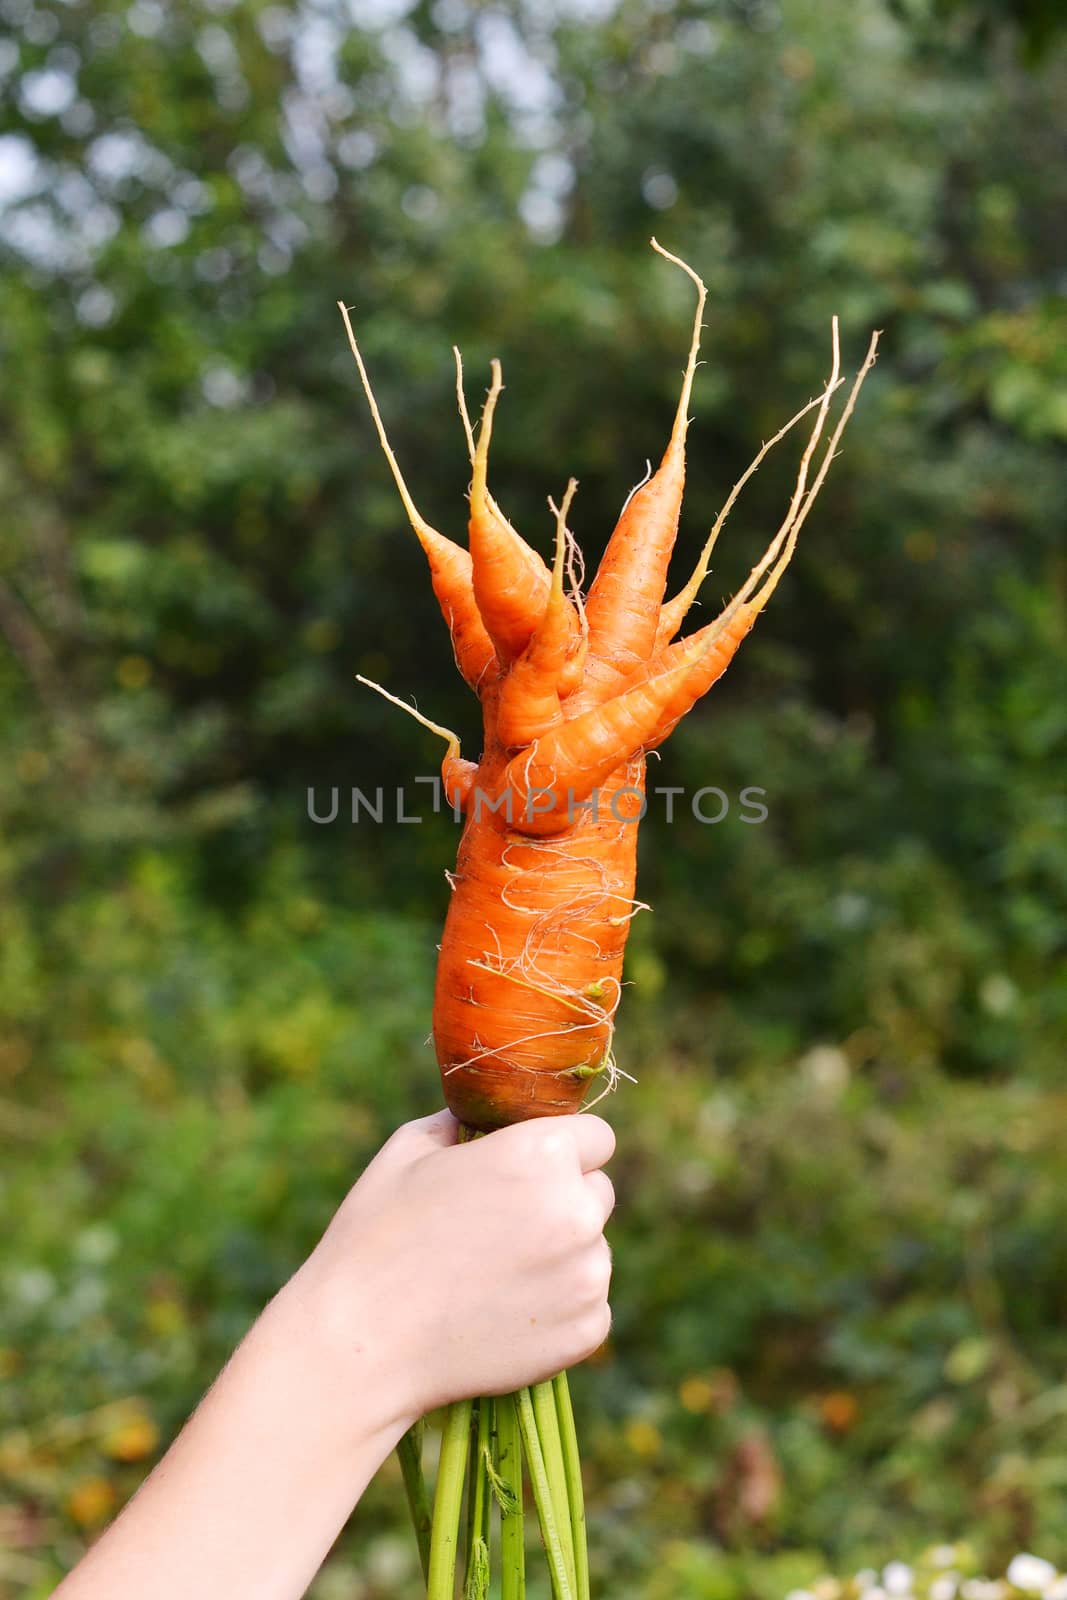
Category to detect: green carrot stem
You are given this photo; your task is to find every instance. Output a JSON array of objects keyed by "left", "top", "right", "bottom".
[
  {"left": 496, "top": 1393, "right": 526, "bottom": 1600},
  {"left": 553, "top": 1374, "right": 589, "bottom": 1600},
  {"left": 463, "top": 1400, "right": 490, "bottom": 1600},
  {"left": 517, "top": 1387, "right": 575, "bottom": 1600},
  {"left": 396, "top": 1421, "right": 433, "bottom": 1585},
  {"left": 531, "top": 1380, "right": 577, "bottom": 1597},
  {"left": 482, "top": 1400, "right": 494, "bottom": 1549},
  {"left": 465, "top": 1400, "right": 480, "bottom": 1564},
  {"left": 428, "top": 1398, "right": 473, "bottom": 1600}
]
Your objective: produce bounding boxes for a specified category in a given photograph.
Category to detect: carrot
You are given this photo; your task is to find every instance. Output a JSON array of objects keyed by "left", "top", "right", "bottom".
[{"left": 341, "top": 249, "right": 878, "bottom": 1129}]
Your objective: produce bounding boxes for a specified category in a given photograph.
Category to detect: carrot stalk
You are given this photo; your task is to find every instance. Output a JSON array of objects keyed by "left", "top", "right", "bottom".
[
  {"left": 495, "top": 1394, "right": 526, "bottom": 1599},
  {"left": 464, "top": 1399, "right": 491, "bottom": 1599},
  {"left": 553, "top": 1374, "right": 590, "bottom": 1600},
  {"left": 427, "top": 1398, "right": 473, "bottom": 1600},
  {"left": 517, "top": 1387, "right": 575, "bottom": 1600},
  {"left": 397, "top": 1422, "right": 433, "bottom": 1585},
  {"left": 532, "top": 1380, "right": 577, "bottom": 1596}
]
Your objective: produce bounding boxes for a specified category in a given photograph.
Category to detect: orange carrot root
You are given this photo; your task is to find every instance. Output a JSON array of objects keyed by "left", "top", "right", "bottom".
[{"left": 341, "top": 258, "right": 878, "bottom": 1126}]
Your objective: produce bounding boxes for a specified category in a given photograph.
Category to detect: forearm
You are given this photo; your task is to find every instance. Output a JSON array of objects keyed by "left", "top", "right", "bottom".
[{"left": 54, "top": 1269, "right": 413, "bottom": 1600}]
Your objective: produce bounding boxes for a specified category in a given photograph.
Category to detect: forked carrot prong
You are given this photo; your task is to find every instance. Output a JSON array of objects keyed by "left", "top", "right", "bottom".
[
  {"left": 496, "top": 480, "right": 579, "bottom": 748},
  {"left": 458, "top": 342, "right": 585, "bottom": 678},
  {"left": 738, "top": 326, "right": 881, "bottom": 620},
  {"left": 468, "top": 360, "right": 553, "bottom": 662},
  {"left": 455, "top": 346, "right": 524, "bottom": 534},
  {"left": 655, "top": 376, "right": 845, "bottom": 649},
  {"left": 617, "top": 326, "right": 882, "bottom": 750},
  {"left": 582, "top": 239, "right": 707, "bottom": 688},
  {"left": 675, "top": 321, "right": 879, "bottom": 670},
  {"left": 337, "top": 304, "right": 497, "bottom": 693}
]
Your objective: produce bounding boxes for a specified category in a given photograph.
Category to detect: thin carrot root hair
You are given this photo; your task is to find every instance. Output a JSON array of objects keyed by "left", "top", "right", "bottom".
[
  {"left": 355, "top": 673, "right": 461, "bottom": 759},
  {"left": 656, "top": 373, "right": 845, "bottom": 647}
]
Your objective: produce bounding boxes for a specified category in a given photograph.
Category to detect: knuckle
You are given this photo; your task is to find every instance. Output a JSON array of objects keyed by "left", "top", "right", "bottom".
[
  {"left": 577, "top": 1255, "right": 603, "bottom": 1302},
  {"left": 572, "top": 1197, "right": 604, "bottom": 1244},
  {"left": 537, "top": 1184, "right": 580, "bottom": 1235},
  {"left": 585, "top": 1248, "right": 607, "bottom": 1299},
  {"left": 542, "top": 1126, "right": 575, "bottom": 1165},
  {"left": 575, "top": 1240, "right": 612, "bottom": 1303},
  {"left": 484, "top": 1121, "right": 530, "bottom": 1166},
  {"left": 574, "top": 1303, "right": 611, "bottom": 1360},
  {"left": 583, "top": 1114, "right": 616, "bottom": 1160},
  {"left": 493, "top": 1117, "right": 541, "bottom": 1152},
  {"left": 513, "top": 1119, "right": 571, "bottom": 1170},
  {"left": 586, "top": 1170, "right": 615, "bottom": 1219}
]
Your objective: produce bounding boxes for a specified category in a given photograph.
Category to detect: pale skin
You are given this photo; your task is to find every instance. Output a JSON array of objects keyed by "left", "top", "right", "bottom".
[{"left": 53, "top": 1109, "right": 616, "bottom": 1600}]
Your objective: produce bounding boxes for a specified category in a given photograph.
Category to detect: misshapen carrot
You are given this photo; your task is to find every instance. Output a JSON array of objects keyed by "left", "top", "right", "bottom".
[{"left": 342, "top": 252, "right": 878, "bottom": 1127}]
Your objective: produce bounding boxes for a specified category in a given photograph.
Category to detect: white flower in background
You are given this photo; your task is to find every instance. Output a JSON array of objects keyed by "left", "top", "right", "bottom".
[
  {"left": 10, "top": 1267, "right": 56, "bottom": 1307},
  {"left": 802, "top": 1553, "right": 1062, "bottom": 1600},
  {"left": 962, "top": 1581, "right": 1007, "bottom": 1600},
  {"left": 930, "top": 1576, "right": 959, "bottom": 1600},
  {"left": 884, "top": 1564, "right": 914, "bottom": 1596},
  {"left": 931, "top": 1549, "right": 961, "bottom": 1570},
  {"left": 1007, "top": 1557, "right": 1058, "bottom": 1594}
]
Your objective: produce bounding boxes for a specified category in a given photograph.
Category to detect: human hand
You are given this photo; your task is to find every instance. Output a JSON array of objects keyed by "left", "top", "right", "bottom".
[
  {"left": 51, "top": 1110, "right": 614, "bottom": 1600},
  {"left": 284, "top": 1109, "right": 615, "bottom": 1431}
]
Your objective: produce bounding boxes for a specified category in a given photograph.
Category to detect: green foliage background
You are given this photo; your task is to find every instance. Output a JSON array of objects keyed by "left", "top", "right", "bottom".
[{"left": 1, "top": 0, "right": 1065, "bottom": 1592}]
